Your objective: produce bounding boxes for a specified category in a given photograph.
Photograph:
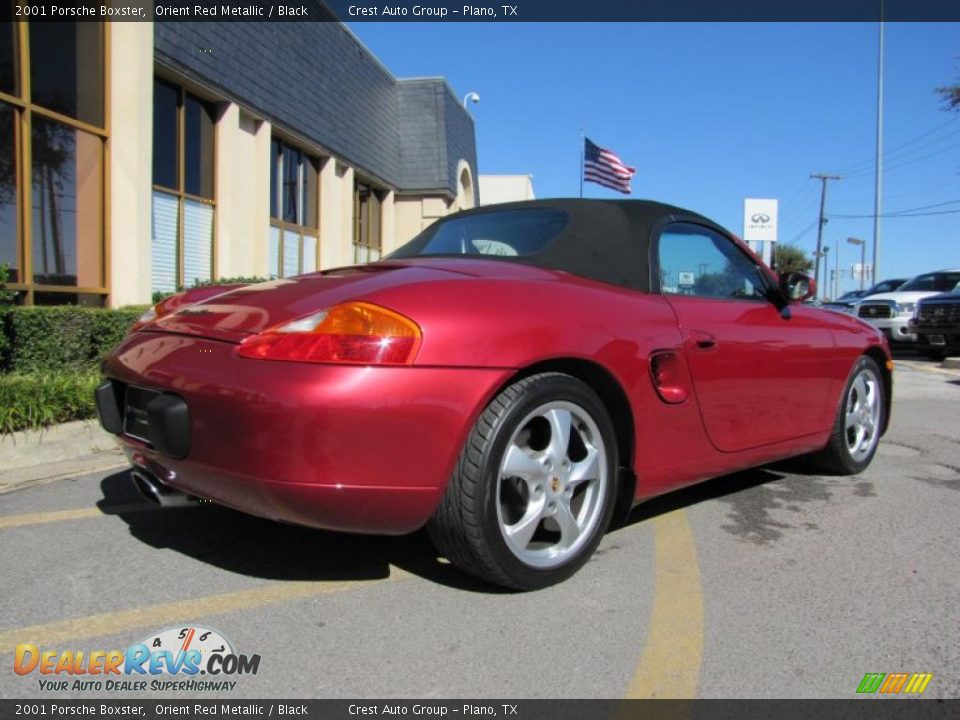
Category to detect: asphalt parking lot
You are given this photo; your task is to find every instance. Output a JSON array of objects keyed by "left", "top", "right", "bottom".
[{"left": 0, "top": 356, "right": 957, "bottom": 700}]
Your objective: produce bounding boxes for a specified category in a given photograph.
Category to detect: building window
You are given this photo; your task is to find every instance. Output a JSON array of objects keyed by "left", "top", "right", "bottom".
[
  {"left": 0, "top": 19, "right": 106, "bottom": 305},
  {"left": 353, "top": 180, "right": 382, "bottom": 264},
  {"left": 151, "top": 78, "right": 216, "bottom": 293},
  {"left": 268, "top": 138, "right": 319, "bottom": 278}
]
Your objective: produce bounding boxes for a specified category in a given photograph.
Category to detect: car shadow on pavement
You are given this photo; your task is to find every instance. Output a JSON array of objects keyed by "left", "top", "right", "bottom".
[
  {"left": 616, "top": 457, "right": 847, "bottom": 546},
  {"left": 100, "top": 458, "right": 841, "bottom": 592},
  {"left": 618, "top": 466, "right": 787, "bottom": 530},
  {"left": 97, "top": 469, "right": 510, "bottom": 594}
]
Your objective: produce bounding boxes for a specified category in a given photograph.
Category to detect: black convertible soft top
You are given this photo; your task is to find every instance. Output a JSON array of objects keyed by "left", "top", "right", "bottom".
[{"left": 387, "top": 199, "right": 734, "bottom": 293}]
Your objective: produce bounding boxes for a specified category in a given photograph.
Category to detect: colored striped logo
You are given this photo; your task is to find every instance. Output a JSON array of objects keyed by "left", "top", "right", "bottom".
[{"left": 856, "top": 672, "right": 933, "bottom": 694}]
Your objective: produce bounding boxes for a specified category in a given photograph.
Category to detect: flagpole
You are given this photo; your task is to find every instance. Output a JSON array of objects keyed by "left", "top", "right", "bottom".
[{"left": 579, "top": 129, "right": 585, "bottom": 198}]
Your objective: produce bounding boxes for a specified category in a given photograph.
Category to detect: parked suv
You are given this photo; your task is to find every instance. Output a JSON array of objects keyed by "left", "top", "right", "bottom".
[
  {"left": 854, "top": 269, "right": 960, "bottom": 344},
  {"left": 821, "top": 278, "right": 907, "bottom": 313},
  {"left": 910, "top": 290, "right": 960, "bottom": 359}
]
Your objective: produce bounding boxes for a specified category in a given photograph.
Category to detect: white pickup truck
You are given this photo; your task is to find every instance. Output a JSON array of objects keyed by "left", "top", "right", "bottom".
[{"left": 853, "top": 269, "right": 960, "bottom": 344}]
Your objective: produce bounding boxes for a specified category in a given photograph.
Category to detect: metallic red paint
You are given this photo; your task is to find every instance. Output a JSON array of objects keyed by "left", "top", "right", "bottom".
[{"left": 103, "top": 256, "right": 891, "bottom": 534}]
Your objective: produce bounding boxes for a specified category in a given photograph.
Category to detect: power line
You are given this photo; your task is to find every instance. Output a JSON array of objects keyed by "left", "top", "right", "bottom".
[
  {"left": 835, "top": 127, "right": 960, "bottom": 175},
  {"left": 829, "top": 208, "right": 960, "bottom": 219},
  {"left": 884, "top": 178, "right": 960, "bottom": 201},
  {"left": 832, "top": 115, "right": 960, "bottom": 175},
  {"left": 785, "top": 220, "right": 819, "bottom": 245},
  {"left": 843, "top": 140, "right": 960, "bottom": 179},
  {"left": 827, "top": 197, "right": 960, "bottom": 218}
]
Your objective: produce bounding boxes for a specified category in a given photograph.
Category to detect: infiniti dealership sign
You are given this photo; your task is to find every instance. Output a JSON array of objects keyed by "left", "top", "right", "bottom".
[{"left": 743, "top": 198, "right": 778, "bottom": 242}]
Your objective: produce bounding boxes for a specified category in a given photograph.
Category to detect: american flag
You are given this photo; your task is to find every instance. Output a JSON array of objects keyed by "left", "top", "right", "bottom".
[{"left": 583, "top": 137, "right": 636, "bottom": 194}]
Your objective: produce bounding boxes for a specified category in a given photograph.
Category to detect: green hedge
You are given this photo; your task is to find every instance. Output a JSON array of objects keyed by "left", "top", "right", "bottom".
[
  {"left": 0, "top": 370, "right": 100, "bottom": 434},
  {"left": 152, "top": 276, "right": 267, "bottom": 304},
  {"left": 0, "top": 306, "right": 147, "bottom": 373}
]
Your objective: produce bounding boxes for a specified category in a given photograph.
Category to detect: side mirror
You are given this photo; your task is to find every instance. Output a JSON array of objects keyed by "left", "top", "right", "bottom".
[{"left": 779, "top": 272, "right": 816, "bottom": 303}]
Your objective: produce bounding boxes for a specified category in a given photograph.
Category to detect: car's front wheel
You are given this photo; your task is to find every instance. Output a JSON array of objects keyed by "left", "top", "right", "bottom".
[
  {"left": 428, "top": 373, "right": 618, "bottom": 590},
  {"left": 808, "top": 355, "right": 886, "bottom": 475}
]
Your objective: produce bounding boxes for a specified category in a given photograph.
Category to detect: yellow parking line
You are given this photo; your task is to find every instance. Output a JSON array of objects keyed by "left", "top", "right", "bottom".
[
  {"left": 625, "top": 509, "right": 705, "bottom": 699},
  {"left": 0, "top": 504, "right": 157, "bottom": 530},
  {"left": 0, "top": 570, "right": 411, "bottom": 655}
]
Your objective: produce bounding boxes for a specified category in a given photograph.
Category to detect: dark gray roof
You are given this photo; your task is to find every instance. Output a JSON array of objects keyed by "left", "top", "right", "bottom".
[{"left": 154, "top": 22, "right": 477, "bottom": 200}]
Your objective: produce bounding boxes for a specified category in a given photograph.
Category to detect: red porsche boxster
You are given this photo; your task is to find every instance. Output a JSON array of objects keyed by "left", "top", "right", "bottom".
[{"left": 96, "top": 200, "right": 892, "bottom": 590}]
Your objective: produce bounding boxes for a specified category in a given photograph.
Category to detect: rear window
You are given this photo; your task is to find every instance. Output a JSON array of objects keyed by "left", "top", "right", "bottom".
[
  {"left": 899, "top": 273, "right": 960, "bottom": 292},
  {"left": 387, "top": 208, "right": 568, "bottom": 259}
]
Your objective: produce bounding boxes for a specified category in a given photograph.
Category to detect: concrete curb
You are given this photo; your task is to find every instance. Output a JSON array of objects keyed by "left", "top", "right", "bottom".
[
  {"left": 0, "top": 420, "right": 126, "bottom": 494},
  {"left": 943, "top": 357, "right": 960, "bottom": 370}
]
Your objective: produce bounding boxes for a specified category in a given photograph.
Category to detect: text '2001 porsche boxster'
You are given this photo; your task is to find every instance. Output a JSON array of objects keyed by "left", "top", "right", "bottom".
[{"left": 97, "top": 200, "right": 892, "bottom": 590}]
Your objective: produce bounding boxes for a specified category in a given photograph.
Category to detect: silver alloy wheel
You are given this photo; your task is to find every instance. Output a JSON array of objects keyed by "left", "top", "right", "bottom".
[
  {"left": 495, "top": 401, "right": 608, "bottom": 569},
  {"left": 845, "top": 367, "right": 882, "bottom": 462}
]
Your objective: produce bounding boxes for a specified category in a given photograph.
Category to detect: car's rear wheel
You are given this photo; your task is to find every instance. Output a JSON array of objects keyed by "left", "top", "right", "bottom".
[
  {"left": 428, "top": 373, "right": 618, "bottom": 590},
  {"left": 808, "top": 355, "right": 885, "bottom": 475}
]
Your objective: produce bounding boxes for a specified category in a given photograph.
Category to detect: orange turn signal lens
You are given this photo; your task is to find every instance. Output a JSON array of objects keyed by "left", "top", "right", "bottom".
[{"left": 237, "top": 302, "right": 422, "bottom": 365}]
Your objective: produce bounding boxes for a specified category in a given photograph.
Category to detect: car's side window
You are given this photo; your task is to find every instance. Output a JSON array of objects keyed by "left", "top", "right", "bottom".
[{"left": 657, "top": 223, "right": 768, "bottom": 300}]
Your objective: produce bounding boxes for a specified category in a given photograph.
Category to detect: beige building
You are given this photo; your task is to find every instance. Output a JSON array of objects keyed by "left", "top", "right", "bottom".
[
  {"left": 479, "top": 174, "right": 536, "bottom": 206},
  {"left": 0, "top": 20, "right": 478, "bottom": 307}
]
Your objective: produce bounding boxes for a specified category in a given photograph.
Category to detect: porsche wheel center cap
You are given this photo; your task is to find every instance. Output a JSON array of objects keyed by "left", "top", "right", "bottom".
[{"left": 551, "top": 477, "right": 561, "bottom": 493}]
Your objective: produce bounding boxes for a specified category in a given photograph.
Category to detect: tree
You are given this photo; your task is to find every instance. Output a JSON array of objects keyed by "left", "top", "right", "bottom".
[
  {"left": 773, "top": 243, "right": 814, "bottom": 274},
  {"left": 937, "top": 76, "right": 960, "bottom": 111}
]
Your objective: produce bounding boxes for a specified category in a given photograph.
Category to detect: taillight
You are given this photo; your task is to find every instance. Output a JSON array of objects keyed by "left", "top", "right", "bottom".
[
  {"left": 237, "top": 301, "right": 422, "bottom": 365},
  {"left": 129, "top": 303, "right": 164, "bottom": 333}
]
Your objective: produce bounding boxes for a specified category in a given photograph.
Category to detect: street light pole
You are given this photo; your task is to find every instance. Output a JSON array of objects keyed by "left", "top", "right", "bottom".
[
  {"left": 835, "top": 239, "right": 841, "bottom": 299},
  {"left": 821, "top": 246, "right": 830, "bottom": 299},
  {"left": 847, "top": 237, "right": 866, "bottom": 290}
]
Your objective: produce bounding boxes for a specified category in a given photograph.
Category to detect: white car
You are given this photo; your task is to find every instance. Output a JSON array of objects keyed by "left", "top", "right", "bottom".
[{"left": 853, "top": 269, "right": 960, "bottom": 343}]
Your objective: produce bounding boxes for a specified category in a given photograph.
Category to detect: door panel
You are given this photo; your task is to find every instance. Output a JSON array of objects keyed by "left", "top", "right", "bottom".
[
  {"left": 665, "top": 296, "right": 833, "bottom": 451},
  {"left": 657, "top": 222, "right": 833, "bottom": 452}
]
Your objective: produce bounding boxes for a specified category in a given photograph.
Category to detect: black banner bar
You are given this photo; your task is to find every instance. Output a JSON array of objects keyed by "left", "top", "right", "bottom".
[
  {"left": 0, "top": 700, "right": 956, "bottom": 720},
  {"left": 12, "top": 0, "right": 960, "bottom": 23}
]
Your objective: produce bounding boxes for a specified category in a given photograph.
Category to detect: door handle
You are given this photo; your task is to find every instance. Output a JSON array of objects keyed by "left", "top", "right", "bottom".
[{"left": 689, "top": 331, "right": 717, "bottom": 350}]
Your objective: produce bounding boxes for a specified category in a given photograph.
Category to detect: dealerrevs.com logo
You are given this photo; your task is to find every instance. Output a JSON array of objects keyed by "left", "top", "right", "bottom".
[{"left": 14, "top": 625, "right": 261, "bottom": 693}]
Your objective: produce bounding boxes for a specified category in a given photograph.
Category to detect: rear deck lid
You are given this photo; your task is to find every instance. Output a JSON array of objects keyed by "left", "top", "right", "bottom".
[{"left": 146, "top": 264, "right": 473, "bottom": 343}]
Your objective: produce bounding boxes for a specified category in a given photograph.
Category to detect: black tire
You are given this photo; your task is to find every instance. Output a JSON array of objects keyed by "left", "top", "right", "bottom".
[
  {"left": 428, "top": 372, "right": 618, "bottom": 591},
  {"left": 807, "top": 355, "right": 886, "bottom": 475}
]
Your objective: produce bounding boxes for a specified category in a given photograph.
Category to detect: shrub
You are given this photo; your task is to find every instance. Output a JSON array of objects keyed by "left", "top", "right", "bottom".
[
  {"left": 152, "top": 276, "right": 268, "bottom": 305},
  {"left": 3, "top": 305, "right": 146, "bottom": 373},
  {"left": 0, "top": 263, "right": 15, "bottom": 306},
  {"left": 0, "top": 370, "right": 100, "bottom": 434},
  {"left": 0, "top": 264, "right": 13, "bottom": 369}
]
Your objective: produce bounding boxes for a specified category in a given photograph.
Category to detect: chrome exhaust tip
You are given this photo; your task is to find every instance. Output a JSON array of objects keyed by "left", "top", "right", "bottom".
[{"left": 131, "top": 468, "right": 198, "bottom": 508}]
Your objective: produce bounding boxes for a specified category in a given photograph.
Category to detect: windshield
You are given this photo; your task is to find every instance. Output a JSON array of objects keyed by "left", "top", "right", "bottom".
[
  {"left": 899, "top": 272, "right": 960, "bottom": 293},
  {"left": 867, "top": 279, "right": 905, "bottom": 294},
  {"left": 387, "top": 208, "right": 568, "bottom": 259}
]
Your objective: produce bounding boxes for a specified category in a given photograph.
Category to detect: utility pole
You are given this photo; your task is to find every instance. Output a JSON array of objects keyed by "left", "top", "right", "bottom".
[
  {"left": 873, "top": 17, "right": 885, "bottom": 284},
  {"left": 811, "top": 173, "right": 840, "bottom": 299}
]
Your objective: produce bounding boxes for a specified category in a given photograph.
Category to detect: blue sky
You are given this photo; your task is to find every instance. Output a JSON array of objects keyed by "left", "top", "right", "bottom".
[{"left": 349, "top": 22, "right": 959, "bottom": 293}]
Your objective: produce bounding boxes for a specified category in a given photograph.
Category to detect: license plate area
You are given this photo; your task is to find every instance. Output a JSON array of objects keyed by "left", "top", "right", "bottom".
[
  {"left": 929, "top": 334, "right": 946, "bottom": 346},
  {"left": 123, "top": 385, "right": 160, "bottom": 444}
]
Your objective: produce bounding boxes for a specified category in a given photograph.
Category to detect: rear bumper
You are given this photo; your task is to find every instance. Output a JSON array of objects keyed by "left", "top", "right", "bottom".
[{"left": 99, "top": 331, "right": 513, "bottom": 534}]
